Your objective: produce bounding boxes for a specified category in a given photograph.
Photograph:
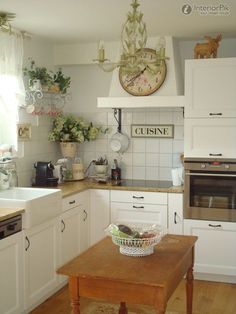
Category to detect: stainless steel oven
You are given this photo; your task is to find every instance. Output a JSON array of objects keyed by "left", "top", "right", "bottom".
[{"left": 184, "top": 158, "right": 236, "bottom": 222}]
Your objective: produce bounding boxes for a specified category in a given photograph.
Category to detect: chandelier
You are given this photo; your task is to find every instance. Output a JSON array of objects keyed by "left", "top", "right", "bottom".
[
  {"left": 94, "top": 0, "right": 167, "bottom": 74},
  {"left": 0, "top": 12, "right": 15, "bottom": 33}
]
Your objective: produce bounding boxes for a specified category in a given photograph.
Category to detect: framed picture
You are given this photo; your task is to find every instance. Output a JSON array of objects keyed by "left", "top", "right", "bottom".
[
  {"left": 131, "top": 124, "right": 174, "bottom": 138},
  {"left": 17, "top": 123, "right": 31, "bottom": 141}
]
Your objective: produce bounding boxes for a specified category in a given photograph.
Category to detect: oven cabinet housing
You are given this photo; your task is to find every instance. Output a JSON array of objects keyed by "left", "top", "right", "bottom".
[
  {"left": 184, "top": 118, "right": 236, "bottom": 158},
  {"left": 110, "top": 190, "right": 168, "bottom": 229},
  {"left": 90, "top": 189, "right": 110, "bottom": 246},
  {"left": 185, "top": 58, "right": 236, "bottom": 118},
  {"left": 0, "top": 232, "right": 24, "bottom": 314},
  {"left": 168, "top": 193, "right": 183, "bottom": 234},
  {"left": 23, "top": 218, "right": 60, "bottom": 311},
  {"left": 184, "top": 219, "right": 236, "bottom": 283}
]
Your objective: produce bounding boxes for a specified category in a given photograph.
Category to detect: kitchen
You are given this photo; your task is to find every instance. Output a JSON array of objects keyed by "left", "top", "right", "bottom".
[{"left": 0, "top": 0, "right": 236, "bottom": 313}]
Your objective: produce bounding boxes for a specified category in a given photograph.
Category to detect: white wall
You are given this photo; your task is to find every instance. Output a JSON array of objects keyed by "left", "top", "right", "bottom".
[{"left": 16, "top": 37, "right": 60, "bottom": 187}]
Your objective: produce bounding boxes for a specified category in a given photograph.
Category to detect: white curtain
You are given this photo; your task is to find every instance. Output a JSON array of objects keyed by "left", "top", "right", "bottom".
[{"left": 0, "top": 31, "right": 25, "bottom": 149}]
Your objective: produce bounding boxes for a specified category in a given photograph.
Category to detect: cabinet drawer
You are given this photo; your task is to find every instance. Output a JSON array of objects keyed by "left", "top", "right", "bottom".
[
  {"left": 62, "top": 194, "right": 80, "bottom": 212},
  {"left": 111, "top": 202, "right": 167, "bottom": 228},
  {"left": 184, "top": 118, "right": 236, "bottom": 158},
  {"left": 110, "top": 190, "right": 167, "bottom": 205}
]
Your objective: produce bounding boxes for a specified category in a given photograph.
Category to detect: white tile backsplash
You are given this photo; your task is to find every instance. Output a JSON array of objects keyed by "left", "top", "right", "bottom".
[{"left": 69, "top": 109, "right": 184, "bottom": 181}]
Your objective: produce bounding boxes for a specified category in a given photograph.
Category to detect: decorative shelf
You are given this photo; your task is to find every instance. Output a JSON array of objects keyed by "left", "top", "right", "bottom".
[{"left": 25, "top": 90, "right": 71, "bottom": 116}]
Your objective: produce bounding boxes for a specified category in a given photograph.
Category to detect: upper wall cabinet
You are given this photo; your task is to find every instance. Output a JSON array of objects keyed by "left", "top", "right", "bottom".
[{"left": 185, "top": 58, "right": 236, "bottom": 118}]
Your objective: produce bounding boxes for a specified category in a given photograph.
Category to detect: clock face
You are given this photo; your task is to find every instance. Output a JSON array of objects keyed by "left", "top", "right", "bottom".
[{"left": 119, "top": 48, "right": 167, "bottom": 96}]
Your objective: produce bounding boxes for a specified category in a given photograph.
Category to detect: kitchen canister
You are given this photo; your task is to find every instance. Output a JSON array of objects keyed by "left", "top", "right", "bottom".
[{"left": 72, "top": 163, "right": 84, "bottom": 180}]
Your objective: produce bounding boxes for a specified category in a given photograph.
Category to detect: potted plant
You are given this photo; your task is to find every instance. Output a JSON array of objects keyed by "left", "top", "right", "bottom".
[
  {"left": 52, "top": 68, "right": 71, "bottom": 94},
  {"left": 48, "top": 114, "right": 101, "bottom": 158},
  {"left": 94, "top": 157, "right": 108, "bottom": 175},
  {"left": 23, "top": 59, "right": 53, "bottom": 91}
]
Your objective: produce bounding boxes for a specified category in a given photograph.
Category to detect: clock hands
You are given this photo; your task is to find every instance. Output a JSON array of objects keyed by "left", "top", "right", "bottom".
[{"left": 126, "top": 67, "right": 147, "bottom": 87}]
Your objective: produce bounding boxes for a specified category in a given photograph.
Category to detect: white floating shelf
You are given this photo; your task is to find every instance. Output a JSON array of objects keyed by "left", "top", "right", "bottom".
[{"left": 97, "top": 95, "right": 185, "bottom": 109}]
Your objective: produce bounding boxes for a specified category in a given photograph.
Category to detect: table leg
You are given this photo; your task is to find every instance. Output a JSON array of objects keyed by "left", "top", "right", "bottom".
[
  {"left": 119, "top": 302, "right": 128, "bottom": 314},
  {"left": 186, "top": 263, "right": 194, "bottom": 314},
  {"left": 69, "top": 277, "right": 80, "bottom": 314}
]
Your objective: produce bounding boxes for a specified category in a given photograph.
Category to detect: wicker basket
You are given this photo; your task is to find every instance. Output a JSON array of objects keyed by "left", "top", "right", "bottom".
[{"left": 107, "top": 223, "right": 163, "bottom": 257}]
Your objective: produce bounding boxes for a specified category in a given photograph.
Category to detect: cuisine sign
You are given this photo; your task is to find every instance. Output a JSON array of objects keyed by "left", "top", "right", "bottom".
[{"left": 131, "top": 124, "right": 174, "bottom": 138}]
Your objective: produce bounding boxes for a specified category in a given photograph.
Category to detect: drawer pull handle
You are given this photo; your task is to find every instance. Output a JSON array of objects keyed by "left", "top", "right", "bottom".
[
  {"left": 61, "top": 219, "right": 65, "bottom": 232},
  {"left": 133, "top": 196, "right": 144, "bottom": 199},
  {"left": 174, "top": 212, "right": 177, "bottom": 224},
  {"left": 209, "top": 112, "right": 222, "bottom": 116},
  {"left": 209, "top": 153, "right": 222, "bottom": 156},
  {"left": 133, "top": 205, "right": 144, "bottom": 209},
  {"left": 208, "top": 224, "right": 222, "bottom": 228},
  {"left": 25, "top": 236, "right": 30, "bottom": 251},
  {"left": 83, "top": 210, "right": 88, "bottom": 222},
  {"left": 69, "top": 200, "right": 76, "bottom": 204}
]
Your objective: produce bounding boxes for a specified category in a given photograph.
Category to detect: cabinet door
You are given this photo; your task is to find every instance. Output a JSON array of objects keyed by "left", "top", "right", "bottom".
[
  {"left": 111, "top": 202, "right": 167, "bottom": 228},
  {"left": 24, "top": 218, "right": 60, "bottom": 310},
  {"left": 168, "top": 193, "right": 183, "bottom": 234},
  {"left": 90, "top": 189, "right": 110, "bottom": 246},
  {"left": 184, "top": 219, "right": 236, "bottom": 282},
  {"left": 0, "top": 232, "right": 23, "bottom": 314},
  {"left": 60, "top": 207, "right": 80, "bottom": 265},
  {"left": 79, "top": 206, "right": 90, "bottom": 253},
  {"left": 185, "top": 58, "right": 236, "bottom": 118},
  {"left": 184, "top": 118, "right": 236, "bottom": 158}
]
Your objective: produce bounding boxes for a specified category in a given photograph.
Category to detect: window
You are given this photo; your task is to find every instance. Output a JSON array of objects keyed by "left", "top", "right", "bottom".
[{"left": 0, "top": 31, "right": 25, "bottom": 156}]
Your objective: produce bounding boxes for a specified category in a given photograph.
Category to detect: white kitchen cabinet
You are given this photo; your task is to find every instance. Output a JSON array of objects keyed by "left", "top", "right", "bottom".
[
  {"left": 110, "top": 190, "right": 168, "bottom": 228},
  {"left": 168, "top": 193, "right": 183, "bottom": 234},
  {"left": 90, "top": 189, "right": 110, "bottom": 246},
  {"left": 0, "top": 232, "right": 24, "bottom": 314},
  {"left": 79, "top": 192, "right": 90, "bottom": 253},
  {"left": 23, "top": 217, "right": 60, "bottom": 311},
  {"left": 184, "top": 118, "right": 236, "bottom": 158},
  {"left": 185, "top": 58, "right": 236, "bottom": 118},
  {"left": 184, "top": 219, "right": 236, "bottom": 283},
  {"left": 60, "top": 190, "right": 90, "bottom": 283}
]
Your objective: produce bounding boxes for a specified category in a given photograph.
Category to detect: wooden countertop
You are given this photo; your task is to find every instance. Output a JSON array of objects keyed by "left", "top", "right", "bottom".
[
  {"left": 0, "top": 208, "right": 24, "bottom": 222},
  {"left": 58, "top": 178, "right": 184, "bottom": 198}
]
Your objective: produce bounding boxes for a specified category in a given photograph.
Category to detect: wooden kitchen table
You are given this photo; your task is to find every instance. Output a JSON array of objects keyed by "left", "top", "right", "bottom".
[{"left": 57, "top": 234, "right": 198, "bottom": 314}]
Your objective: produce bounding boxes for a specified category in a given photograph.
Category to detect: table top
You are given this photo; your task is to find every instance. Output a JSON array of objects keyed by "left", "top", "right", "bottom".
[{"left": 57, "top": 234, "right": 197, "bottom": 287}]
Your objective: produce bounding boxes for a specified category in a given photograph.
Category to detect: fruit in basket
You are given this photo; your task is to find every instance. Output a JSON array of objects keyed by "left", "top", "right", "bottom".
[
  {"left": 140, "top": 231, "right": 156, "bottom": 239},
  {"left": 118, "top": 224, "right": 133, "bottom": 235}
]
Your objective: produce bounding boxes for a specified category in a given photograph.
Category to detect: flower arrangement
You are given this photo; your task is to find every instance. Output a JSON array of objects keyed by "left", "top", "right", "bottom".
[{"left": 48, "top": 114, "right": 100, "bottom": 143}]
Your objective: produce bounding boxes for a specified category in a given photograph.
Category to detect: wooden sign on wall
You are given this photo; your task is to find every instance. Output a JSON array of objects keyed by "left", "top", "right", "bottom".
[{"left": 131, "top": 124, "right": 174, "bottom": 138}]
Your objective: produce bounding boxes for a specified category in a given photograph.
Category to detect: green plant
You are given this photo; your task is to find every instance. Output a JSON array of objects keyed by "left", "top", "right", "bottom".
[
  {"left": 48, "top": 114, "right": 101, "bottom": 143},
  {"left": 95, "top": 157, "right": 108, "bottom": 165},
  {"left": 23, "top": 59, "right": 53, "bottom": 87},
  {"left": 53, "top": 68, "right": 71, "bottom": 94}
]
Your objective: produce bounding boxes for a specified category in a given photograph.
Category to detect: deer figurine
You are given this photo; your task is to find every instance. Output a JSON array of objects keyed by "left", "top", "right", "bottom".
[{"left": 194, "top": 34, "right": 222, "bottom": 59}]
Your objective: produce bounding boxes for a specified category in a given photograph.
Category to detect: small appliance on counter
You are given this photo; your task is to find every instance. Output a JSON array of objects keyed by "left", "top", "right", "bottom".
[{"left": 34, "top": 161, "right": 58, "bottom": 187}]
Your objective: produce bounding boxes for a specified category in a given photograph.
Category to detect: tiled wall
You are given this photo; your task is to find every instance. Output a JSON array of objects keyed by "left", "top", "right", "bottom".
[
  {"left": 78, "top": 108, "right": 184, "bottom": 181},
  {"left": 16, "top": 110, "right": 60, "bottom": 187}
]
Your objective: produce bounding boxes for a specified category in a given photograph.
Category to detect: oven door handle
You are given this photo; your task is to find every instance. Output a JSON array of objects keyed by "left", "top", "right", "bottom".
[{"left": 185, "top": 172, "right": 236, "bottom": 177}]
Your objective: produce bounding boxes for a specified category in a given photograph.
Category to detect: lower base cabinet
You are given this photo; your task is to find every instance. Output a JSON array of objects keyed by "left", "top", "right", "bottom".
[
  {"left": 23, "top": 218, "right": 60, "bottom": 311},
  {"left": 184, "top": 219, "right": 236, "bottom": 283},
  {"left": 0, "top": 232, "right": 24, "bottom": 314},
  {"left": 168, "top": 193, "right": 183, "bottom": 234},
  {"left": 90, "top": 189, "right": 110, "bottom": 246}
]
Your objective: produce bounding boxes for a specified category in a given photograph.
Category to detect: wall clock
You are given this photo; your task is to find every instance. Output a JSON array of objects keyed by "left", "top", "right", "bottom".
[{"left": 119, "top": 48, "right": 167, "bottom": 96}]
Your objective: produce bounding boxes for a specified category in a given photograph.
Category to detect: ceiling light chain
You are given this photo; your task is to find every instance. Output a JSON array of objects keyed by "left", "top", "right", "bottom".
[{"left": 93, "top": 0, "right": 168, "bottom": 75}]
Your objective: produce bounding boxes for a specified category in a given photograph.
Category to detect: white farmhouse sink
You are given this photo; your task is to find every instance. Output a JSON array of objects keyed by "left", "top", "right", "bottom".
[{"left": 0, "top": 187, "right": 62, "bottom": 228}]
